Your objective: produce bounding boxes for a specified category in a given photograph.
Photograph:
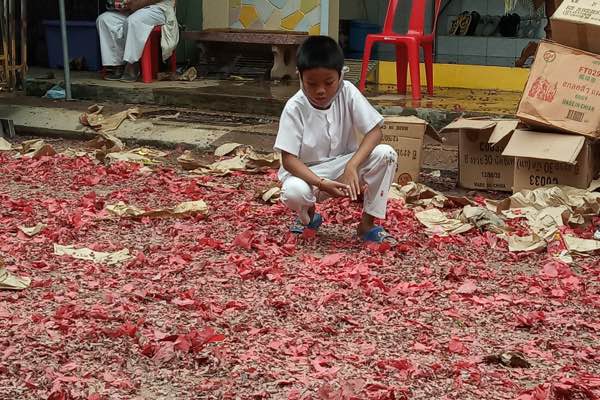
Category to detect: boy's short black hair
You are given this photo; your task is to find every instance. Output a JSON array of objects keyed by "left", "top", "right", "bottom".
[{"left": 297, "top": 35, "right": 344, "bottom": 76}]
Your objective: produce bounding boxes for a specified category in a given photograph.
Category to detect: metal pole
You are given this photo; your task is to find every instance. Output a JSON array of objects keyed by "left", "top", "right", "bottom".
[
  {"left": 19, "top": 0, "right": 26, "bottom": 78},
  {"left": 58, "top": 0, "right": 72, "bottom": 100},
  {"left": 1, "top": 0, "right": 9, "bottom": 90},
  {"left": 8, "top": 0, "right": 15, "bottom": 90}
]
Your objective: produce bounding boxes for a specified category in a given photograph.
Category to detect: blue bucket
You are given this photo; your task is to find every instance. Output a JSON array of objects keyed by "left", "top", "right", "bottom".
[
  {"left": 43, "top": 20, "right": 102, "bottom": 71},
  {"left": 348, "top": 20, "right": 380, "bottom": 56}
]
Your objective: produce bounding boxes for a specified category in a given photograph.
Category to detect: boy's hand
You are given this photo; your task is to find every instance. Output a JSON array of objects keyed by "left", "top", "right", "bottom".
[
  {"left": 338, "top": 164, "right": 361, "bottom": 201},
  {"left": 320, "top": 179, "right": 350, "bottom": 198}
]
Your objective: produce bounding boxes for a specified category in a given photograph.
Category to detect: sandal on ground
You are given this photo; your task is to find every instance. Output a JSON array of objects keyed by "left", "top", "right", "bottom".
[
  {"left": 290, "top": 213, "right": 323, "bottom": 234},
  {"left": 360, "top": 226, "right": 396, "bottom": 244}
]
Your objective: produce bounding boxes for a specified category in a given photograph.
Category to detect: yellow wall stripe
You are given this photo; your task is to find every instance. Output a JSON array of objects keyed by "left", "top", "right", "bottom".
[{"left": 377, "top": 61, "right": 531, "bottom": 92}]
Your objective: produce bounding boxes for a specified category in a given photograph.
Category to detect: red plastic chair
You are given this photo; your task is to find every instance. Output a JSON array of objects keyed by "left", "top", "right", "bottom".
[
  {"left": 140, "top": 26, "right": 177, "bottom": 83},
  {"left": 358, "top": 0, "right": 442, "bottom": 100}
]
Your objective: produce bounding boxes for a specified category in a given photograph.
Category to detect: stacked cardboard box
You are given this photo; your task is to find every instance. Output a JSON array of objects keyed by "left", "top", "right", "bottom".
[
  {"left": 503, "top": 129, "right": 599, "bottom": 192},
  {"left": 504, "top": 0, "right": 600, "bottom": 191},
  {"left": 440, "top": 119, "right": 519, "bottom": 192},
  {"left": 381, "top": 116, "right": 442, "bottom": 185},
  {"left": 516, "top": 41, "right": 600, "bottom": 138},
  {"left": 550, "top": 0, "right": 600, "bottom": 55},
  {"left": 380, "top": 2, "right": 599, "bottom": 192}
]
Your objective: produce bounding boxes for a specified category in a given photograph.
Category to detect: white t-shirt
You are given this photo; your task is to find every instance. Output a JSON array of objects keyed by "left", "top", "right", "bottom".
[{"left": 274, "top": 81, "right": 384, "bottom": 177}]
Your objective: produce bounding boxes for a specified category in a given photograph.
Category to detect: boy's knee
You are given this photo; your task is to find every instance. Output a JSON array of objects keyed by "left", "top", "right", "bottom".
[
  {"left": 371, "top": 144, "right": 397, "bottom": 164},
  {"left": 281, "top": 177, "right": 312, "bottom": 203}
]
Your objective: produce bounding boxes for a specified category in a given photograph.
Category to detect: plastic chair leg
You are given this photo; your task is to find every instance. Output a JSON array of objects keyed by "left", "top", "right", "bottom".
[
  {"left": 140, "top": 38, "right": 153, "bottom": 83},
  {"left": 151, "top": 32, "right": 160, "bottom": 80},
  {"left": 358, "top": 37, "right": 375, "bottom": 92},
  {"left": 395, "top": 45, "right": 408, "bottom": 95},
  {"left": 407, "top": 43, "right": 421, "bottom": 100},
  {"left": 169, "top": 52, "right": 177, "bottom": 73},
  {"left": 423, "top": 42, "right": 434, "bottom": 96}
]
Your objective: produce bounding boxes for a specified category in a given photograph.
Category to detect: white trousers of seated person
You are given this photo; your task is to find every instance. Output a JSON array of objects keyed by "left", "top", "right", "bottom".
[
  {"left": 96, "top": 6, "right": 166, "bottom": 66},
  {"left": 280, "top": 144, "right": 398, "bottom": 224}
]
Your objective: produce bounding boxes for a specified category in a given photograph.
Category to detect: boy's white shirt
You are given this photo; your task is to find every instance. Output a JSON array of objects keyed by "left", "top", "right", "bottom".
[{"left": 274, "top": 80, "right": 384, "bottom": 181}]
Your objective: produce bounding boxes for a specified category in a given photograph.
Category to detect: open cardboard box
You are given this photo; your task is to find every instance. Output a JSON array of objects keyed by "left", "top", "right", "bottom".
[
  {"left": 502, "top": 129, "right": 600, "bottom": 192},
  {"left": 381, "top": 116, "right": 442, "bottom": 185},
  {"left": 517, "top": 41, "right": 600, "bottom": 138},
  {"left": 551, "top": 0, "right": 600, "bottom": 54},
  {"left": 440, "top": 118, "right": 519, "bottom": 192}
]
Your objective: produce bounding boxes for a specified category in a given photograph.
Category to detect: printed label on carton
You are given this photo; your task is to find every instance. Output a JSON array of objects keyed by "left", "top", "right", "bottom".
[
  {"left": 381, "top": 118, "right": 428, "bottom": 185},
  {"left": 459, "top": 133, "right": 514, "bottom": 191},
  {"left": 382, "top": 136, "right": 422, "bottom": 185},
  {"left": 514, "top": 157, "right": 589, "bottom": 190},
  {"left": 556, "top": 3, "right": 600, "bottom": 24}
]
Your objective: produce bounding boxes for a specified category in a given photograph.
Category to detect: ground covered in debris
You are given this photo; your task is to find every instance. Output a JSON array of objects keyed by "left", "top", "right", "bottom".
[{"left": 0, "top": 139, "right": 599, "bottom": 400}]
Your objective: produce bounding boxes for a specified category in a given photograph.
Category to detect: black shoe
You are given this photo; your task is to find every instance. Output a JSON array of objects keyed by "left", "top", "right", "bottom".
[
  {"left": 104, "top": 66, "right": 124, "bottom": 81},
  {"left": 120, "top": 63, "right": 140, "bottom": 82}
]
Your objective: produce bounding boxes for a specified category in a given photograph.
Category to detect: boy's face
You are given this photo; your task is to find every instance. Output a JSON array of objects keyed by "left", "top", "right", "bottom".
[{"left": 300, "top": 68, "right": 340, "bottom": 109}]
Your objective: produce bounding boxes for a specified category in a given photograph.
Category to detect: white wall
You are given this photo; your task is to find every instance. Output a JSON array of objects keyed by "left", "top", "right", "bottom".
[
  {"left": 339, "top": 0, "right": 434, "bottom": 32},
  {"left": 340, "top": 0, "right": 547, "bottom": 65},
  {"left": 436, "top": 0, "right": 547, "bottom": 66},
  {"left": 339, "top": 0, "right": 435, "bottom": 60}
]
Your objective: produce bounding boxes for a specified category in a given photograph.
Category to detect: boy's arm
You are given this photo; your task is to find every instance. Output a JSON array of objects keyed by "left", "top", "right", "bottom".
[
  {"left": 281, "top": 152, "right": 349, "bottom": 198},
  {"left": 338, "top": 126, "right": 383, "bottom": 201}
]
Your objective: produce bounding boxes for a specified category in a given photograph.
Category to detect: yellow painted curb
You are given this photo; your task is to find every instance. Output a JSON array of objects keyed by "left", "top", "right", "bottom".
[{"left": 377, "top": 61, "right": 531, "bottom": 92}]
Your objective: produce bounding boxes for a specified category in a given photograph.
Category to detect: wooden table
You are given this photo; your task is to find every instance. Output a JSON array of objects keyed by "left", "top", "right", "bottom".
[{"left": 183, "top": 29, "right": 309, "bottom": 80}]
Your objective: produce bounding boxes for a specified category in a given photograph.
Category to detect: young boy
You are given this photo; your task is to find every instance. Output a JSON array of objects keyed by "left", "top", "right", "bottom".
[{"left": 274, "top": 36, "right": 398, "bottom": 243}]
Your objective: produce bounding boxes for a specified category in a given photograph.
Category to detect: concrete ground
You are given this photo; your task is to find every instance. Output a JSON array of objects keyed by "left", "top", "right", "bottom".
[
  {"left": 0, "top": 66, "right": 525, "bottom": 176},
  {"left": 0, "top": 92, "right": 459, "bottom": 174},
  {"left": 24, "top": 68, "right": 522, "bottom": 128}
]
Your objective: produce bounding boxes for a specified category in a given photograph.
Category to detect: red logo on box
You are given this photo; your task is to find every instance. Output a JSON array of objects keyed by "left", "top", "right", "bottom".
[
  {"left": 543, "top": 50, "right": 556, "bottom": 63},
  {"left": 528, "top": 77, "right": 557, "bottom": 102}
]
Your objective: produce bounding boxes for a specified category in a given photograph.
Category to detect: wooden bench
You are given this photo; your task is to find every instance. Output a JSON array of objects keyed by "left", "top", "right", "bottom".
[{"left": 182, "top": 29, "right": 308, "bottom": 80}]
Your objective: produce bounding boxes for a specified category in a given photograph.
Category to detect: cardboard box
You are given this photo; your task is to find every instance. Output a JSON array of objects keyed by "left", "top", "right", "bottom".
[
  {"left": 440, "top": 118, "right": 519, "bottom": 192},
  {"left": 550, "top": 0, "right": 600, "bottom": 54},
  {"left": 502, "top": 129, "right": 600, "bottom": 191},
  {"left": 381, "top": 116, "right": 441, "bottom": 185},
  {"left": 517, "top": 41, "right": 600, "bottom": 138}
]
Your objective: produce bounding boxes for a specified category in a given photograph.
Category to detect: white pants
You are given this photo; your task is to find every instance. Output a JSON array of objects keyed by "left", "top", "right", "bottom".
[
  {"left": 96, "top": 6, "right": 166, "bottom": 66},
  {"left": 281, "top": 144, "right": 398, "bottom": 223}
]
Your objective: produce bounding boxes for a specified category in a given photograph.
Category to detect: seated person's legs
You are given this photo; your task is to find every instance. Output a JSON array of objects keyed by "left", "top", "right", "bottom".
[
  {"left": 97, "top": 11, "right": 128, "bottom": 80},
  {"left": 120, "top": 5, "right": 167, "bottom": 82}
]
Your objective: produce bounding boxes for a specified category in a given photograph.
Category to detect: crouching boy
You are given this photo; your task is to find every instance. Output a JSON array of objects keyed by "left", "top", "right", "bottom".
[{"left": 274, "top": 36, "right": 398, "bottom": 243}]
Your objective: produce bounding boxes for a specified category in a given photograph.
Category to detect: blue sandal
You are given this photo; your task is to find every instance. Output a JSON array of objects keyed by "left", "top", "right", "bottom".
[
  {"left": 360, "top": 226, "right": 396, "bottom": 244},
  {"left": 290, "top": 213, "right": 323, "bottom": 234}
]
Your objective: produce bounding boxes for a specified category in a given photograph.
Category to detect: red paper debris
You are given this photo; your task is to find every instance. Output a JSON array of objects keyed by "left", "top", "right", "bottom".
[{"left": 0, "top": 144, "right": 597, "bottom": 399}]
